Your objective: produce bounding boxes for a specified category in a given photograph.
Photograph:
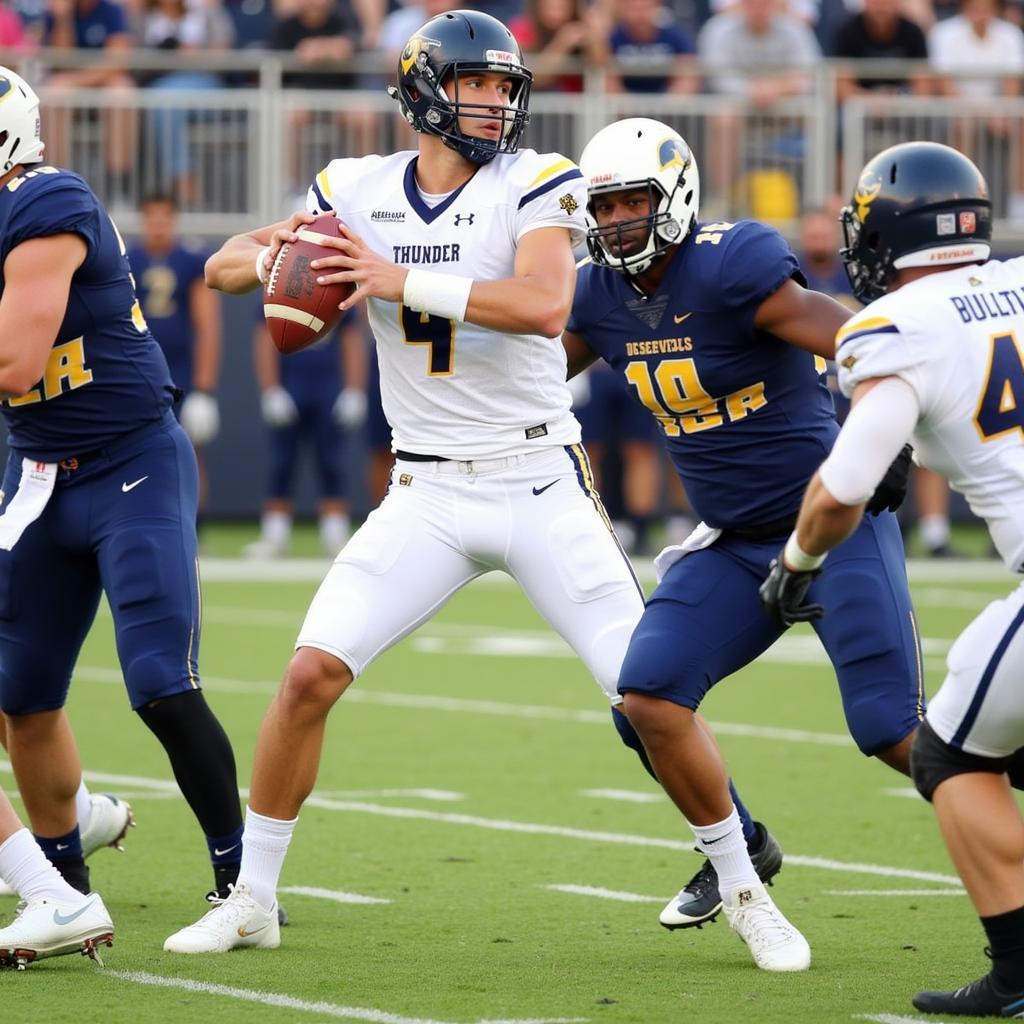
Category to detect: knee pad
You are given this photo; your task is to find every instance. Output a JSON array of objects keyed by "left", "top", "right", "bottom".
[
  {"left": 611, "top": 706, "right": 658, "bottom": 782},
  {"left": 910, "top": 719, "right": 1010, "bottom": 802}
]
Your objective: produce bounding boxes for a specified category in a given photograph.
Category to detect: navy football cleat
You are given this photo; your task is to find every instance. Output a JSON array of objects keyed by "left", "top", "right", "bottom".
[
  {"left": 660, "top": 822, "right": 783, "bottom": 930},
  {"left": 913, "top": 970, "right": 1024, "bottom": 1018}
]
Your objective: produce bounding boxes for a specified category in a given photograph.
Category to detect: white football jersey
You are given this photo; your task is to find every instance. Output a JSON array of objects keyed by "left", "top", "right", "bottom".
[
  {"left": 306, "top": 149, "right": 588, "bottom": 459},
  {"left": 836, "top": 257, "right": 1024, "bottom": 571}
]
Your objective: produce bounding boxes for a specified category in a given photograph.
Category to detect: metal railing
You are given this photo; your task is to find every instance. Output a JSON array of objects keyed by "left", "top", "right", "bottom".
[{"left": 2, "top": 50, "right": 1021, "bottom": 244}]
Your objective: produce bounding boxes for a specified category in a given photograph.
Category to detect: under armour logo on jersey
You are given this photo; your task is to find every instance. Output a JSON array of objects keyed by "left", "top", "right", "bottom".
[{"left": 453, "top": 213, "right": 475, "bottom": 227}]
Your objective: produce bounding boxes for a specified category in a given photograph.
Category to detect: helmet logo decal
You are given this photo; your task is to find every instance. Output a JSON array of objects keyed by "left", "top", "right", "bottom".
[
  {"left": 400, "top": 35, "right": 441, "bottom": 76},
  {"left": 485, "top": 49, "right": 520, "bottom": 65},
  {"left": 960, "top": 211, "right": 977, "bottom": 233},
  {"left": 937, "top": 213, "right": 956, "bottom": 236},
  {"left": 658, "top": 137, "right": 688, "bottom": 171},
  {"left": 853, "top": 174, "right": 881, "bottom": 222},
  {"left": 0, "top": 77, "right": 11, "bottom": 103},
  {"left": 559, "top": 193, "right": 579, "bottom": 215}
]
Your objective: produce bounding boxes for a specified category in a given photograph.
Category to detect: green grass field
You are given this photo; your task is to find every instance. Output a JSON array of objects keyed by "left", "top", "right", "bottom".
[{"left": 2, "top": 527, "right": 1012, "bottom": 1023}]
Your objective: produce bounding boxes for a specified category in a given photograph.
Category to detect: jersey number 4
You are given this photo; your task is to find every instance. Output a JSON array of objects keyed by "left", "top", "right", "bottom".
[
  {"left": 976, "top": 332, "right": 1024, "bottom": 441},
  {"left": 401, "top": 306, "right": 455, "bottom": 376}
]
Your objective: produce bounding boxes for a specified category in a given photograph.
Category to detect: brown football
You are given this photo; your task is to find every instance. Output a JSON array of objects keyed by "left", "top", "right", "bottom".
[{"left": 263, "top": 214, "right": 353, "bottom": 354}]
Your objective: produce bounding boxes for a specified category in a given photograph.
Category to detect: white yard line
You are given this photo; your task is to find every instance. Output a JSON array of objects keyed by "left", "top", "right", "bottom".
[
  {"left": 545, "top": 884, "right": 662, "bottom": 904},
  {"left": 278, "top": 886, "right": 391, "bottom": 905},
  {"left": 855, "top": 1015, "right": 943, "bottom": 1024},
  {"left": 103, "top": 970, "right": 587, "bottom": 1024},
  {"left": 825, "top": 889, "right": 965, "bottom": 897},
  {"left": 884, "top": 788, "right": 925, "bottom": 800},
  {"left": 579, "top": 789, "right": 664, "bottom": 804},
  {"left": 0, "top": 760, "right": 959, "bottom": 885}
]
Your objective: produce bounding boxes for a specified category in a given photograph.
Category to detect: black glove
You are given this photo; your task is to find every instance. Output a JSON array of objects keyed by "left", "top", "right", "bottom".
[
  {"left": 759, "top": 557, "right": 825, "bottom": 629},
  {"left": 865, "top": 443, "right": 913, "bottom": 516}
]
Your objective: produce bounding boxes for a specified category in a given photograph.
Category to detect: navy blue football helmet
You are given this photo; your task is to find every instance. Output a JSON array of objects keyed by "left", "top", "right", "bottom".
[
  {"left": 389, "top": 10, "right": 532, "bottom": 166},
  {"left": 840, "top": 142, "right": 992, "bottom": 304}
]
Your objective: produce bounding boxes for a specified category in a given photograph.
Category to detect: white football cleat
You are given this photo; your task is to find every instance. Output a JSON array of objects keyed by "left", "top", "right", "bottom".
[
  {"left": 81, "top": 794, "right": 134, "bottom": 858},
  {"left": 0, "top": 893, "right": 113, "bottom": 970},
  {"left": 722, "top": 881, "right": 810, "bottom": 972},
  {"left": 163, "top": 882, "right": 280, "bottom": 954}
]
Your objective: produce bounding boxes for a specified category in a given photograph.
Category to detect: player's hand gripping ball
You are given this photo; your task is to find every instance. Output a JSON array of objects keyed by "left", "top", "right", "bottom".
[{"left": 263, "top": 214, "right": 352, "bottom": 354}]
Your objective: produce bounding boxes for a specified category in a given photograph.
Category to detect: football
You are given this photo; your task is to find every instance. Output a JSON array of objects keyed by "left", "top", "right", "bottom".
[{"left": 263, "top": 214, "right": 352, "bottom": 354}]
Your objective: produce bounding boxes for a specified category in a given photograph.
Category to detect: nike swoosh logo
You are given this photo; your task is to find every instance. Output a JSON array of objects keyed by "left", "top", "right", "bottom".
[
  {"left": 238, "top": 921, "right": 270, "bottom": 938},
  {"left": 532, "top": 480, "right": 559, "bottom": 496},
  {"left": 673, "top": 312, "right": 693, "bottom": 324},
  {"left": 213, "top": 844, "right": 239, "bottom": 857},
  {"left": 55, "top": 843, "right": 70, "bottom": 851},
  {"left": 122, "top": 476, "right": 149, "bottom": 493},
  {"left": 53, "top": 898, "right": 97, "bottom": 926}
]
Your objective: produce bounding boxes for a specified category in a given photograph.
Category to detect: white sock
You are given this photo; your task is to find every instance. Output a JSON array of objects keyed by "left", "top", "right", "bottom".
[
  {"left": 0, "top": 829, "right": 85, "bottom": 904},
  {"left": 690, "top": 807, "right": 758, "bottom": 899},
  {"left": 75, "top": 780, "right": 92, "bottom": 834},
  {"left": 262, "top": 511, "right": 292, "bottom": 547},
  {"left": 319, "top": 513, "right": 350, "bottom": 555},
  {"left": 919, "top": 514, "right": 950, "bottom": 551},
  {"left": 239, "top": 806, "right": 298, "bottom": 911}
]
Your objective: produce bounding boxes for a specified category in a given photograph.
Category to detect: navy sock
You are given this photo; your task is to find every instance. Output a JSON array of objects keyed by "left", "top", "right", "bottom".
[
  {"left": 982, "top": 906, "right": 1024, "bottom": 992},
  {"left": 728, "top": 779, "right": 757, "bottom": 843},
  {"left": 208, "top": 826, "right": 244, "bottom": 867},
  {"left": 610, "top": 706, "right": 658, "bottom": 782},
  {"left": 34, "top": 826, "right": 89, "bottom": 894}
]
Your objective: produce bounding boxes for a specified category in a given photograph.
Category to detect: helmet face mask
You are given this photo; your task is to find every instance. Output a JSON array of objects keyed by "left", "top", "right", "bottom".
[
  {"left": 390, "top": 11, "right": 532, "bottom": 166},
  {"left": 840, "top": 141, "right": 992, "bottom": 304},
  {"left": 579, "top": 118, "right": 699, "bottom": 276},
  {"left": 0, "top": 66, "right": 44, "bottom": 173}
]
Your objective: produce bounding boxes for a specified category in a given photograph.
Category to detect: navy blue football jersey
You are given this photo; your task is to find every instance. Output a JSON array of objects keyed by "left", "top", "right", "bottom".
[
  {"left": 568, "top": 220, "right": 839, "bottom": 528},
  {"left": 0, "top": 166, "right": 175, "bottom": 460},
  {"left": 126, "top": 240, "right": 207, "bottom": 392}
]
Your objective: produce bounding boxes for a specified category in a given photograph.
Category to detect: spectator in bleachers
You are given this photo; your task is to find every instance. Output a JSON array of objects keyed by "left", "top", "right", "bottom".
[
  {"left": 268, "top": 0, "right": 371, "bottom": 176},
  {"left": 135, "top": 0, "right": 235, "bottom": 207},
  {"left": 929, "top": 0, "right": 1024, "bottom": 219},
  {"left": 830, "top": 0, "right": 931, "bottom": 100},
  {"left": 697, "top": 0, "right": 819, "bottom": 211},
  {"left": 41, "top": 0, "right": 137, "bottom": 196},
  {"left": 606, "top": 0, "right": 696, "bottom": 93},
  {"left": 509, "top": 0, "right": 608, "bottom": 91},
  {"left": 0, "top": 0, "right": 29, "bottom": 47},
  {"left": 379, "top": 0, "right": 458, "bottom": 56}
]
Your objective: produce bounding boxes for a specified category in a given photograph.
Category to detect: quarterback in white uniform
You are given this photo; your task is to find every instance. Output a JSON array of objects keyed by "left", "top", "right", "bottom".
[
  {"left": 165, "top": 11, "right": 647, "bottom": 954},
  {"left": 759, "top": 142, "right": 1024, "bottom": 1018}
]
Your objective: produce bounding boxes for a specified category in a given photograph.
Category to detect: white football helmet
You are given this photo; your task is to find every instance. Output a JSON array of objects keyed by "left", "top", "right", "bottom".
[
  {"left": 0, "top": 66, "right": 43, "bottom": 173},
  {"left": 579, "top": 118, "right": 699, "bottom": 276}
]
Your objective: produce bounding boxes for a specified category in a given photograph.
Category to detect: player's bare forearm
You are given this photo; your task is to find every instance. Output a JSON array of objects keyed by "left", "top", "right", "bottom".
[
  {"left": 464, "top": 275, "right": 574, "bottom": 337},
  {"left": 755, "top": 280, "right": 853, "bottom": 359},
  {"left": 562, "top": 329, "right": 598, "bottom": 377},
  {"left": 206, "top": 213, "right": 315, "bottom": 294},
  {"left": 791, "top": 473, "right": 864, "bottom": 562}
]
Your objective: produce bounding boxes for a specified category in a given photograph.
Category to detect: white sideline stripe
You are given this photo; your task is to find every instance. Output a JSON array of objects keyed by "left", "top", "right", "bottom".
[
  {"left": 104, "top": 970, "right": 587, "bottom": 1024},
  {"left": 856, "top": 1015, "right": 941, "bottom": 1024},
  {"left": 73, "top": 665, "right": 860, "bottom": 748},
  {"left": 826, "top": 889, "right": 965, "bottom": 897},
  {"left": 195, "top": 556, "right": 1012, "bottom": 585},
  {"left": 580, "top": 788, "right": 664, "bottom": 804},
  {"left": 0, "top": 760, "right": 959, "bottom": 885},
  {"left": 546, "top": 884, "right": 661, "bottom": 904},
  {"left": 278, "top": 885, "right": 391, "bottom": 905}
]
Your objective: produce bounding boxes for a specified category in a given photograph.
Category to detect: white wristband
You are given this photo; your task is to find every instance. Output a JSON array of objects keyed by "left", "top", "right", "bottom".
[
  {"left": 783, "top": 532, "right": 826, "bottom": 571},
  {"left": 403, "top": 268, "right": 474, "bottom": 322},
  {"left": 255, "top": 246, "right": 271, "bottom": 285}
]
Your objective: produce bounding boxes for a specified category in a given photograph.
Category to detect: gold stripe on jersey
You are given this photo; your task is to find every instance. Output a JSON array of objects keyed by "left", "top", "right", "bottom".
[
  {"left": 836, "top": 316, "right": 896, "bottom": 346},
  {"left": 529, "top": 159, "right": 575, "bottom": 188},
  {"left": 317, "top": 169, "right": 333, "bottom": 199}
]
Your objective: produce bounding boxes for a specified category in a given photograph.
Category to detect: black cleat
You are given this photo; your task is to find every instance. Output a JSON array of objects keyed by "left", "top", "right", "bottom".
[
  {"left": 913, "top": 971, "right": 1024, "bottom": 1018},
  {"left": 659, "top": 822, "right": 784, "bottom": 930}
]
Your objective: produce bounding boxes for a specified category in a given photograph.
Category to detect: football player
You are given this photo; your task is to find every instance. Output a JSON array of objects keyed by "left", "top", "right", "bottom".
[
  {"left": 165, "top": 11, "right": 778, "bottom": 962},
  {"left": 0, "top": 785, "right": 113, "bottom": 968},
  {"left": 563, "top": 118, "right": 924, "bottom": 971},
  {"left": 760, "top": 142, "right": 1024, "bottom": 1017},
  {"left": 0, "top": 67, "right": 248, "bottom": 938},
  {"left": 127, "top": 193, "right": 222, "bottom": 510}
]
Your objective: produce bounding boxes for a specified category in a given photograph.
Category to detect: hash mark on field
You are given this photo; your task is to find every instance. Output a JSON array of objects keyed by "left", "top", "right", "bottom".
[
  {"left": 546, "top": 884, "right": 662, "bottom": 904},
  {"left": 279, "top": 886, "right": 391, "bottom": 905},
  {"left": 315, "top": 789, "right": 465, "bottom": 802},
  {"left": 856, "top": 1015, "right": 941, "bottom": 1024},
  {"left": 826, "top": 889, "right": 965, "bottom": 897},
  {"left": 884, "top": 787, "right": 925, "bottom": 800},
  {"left": 105, "top": 970, "right": 588, "bottom": 1024},
  {"left": 580, "top": 788, "right": 664, "bottom": 804}
]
